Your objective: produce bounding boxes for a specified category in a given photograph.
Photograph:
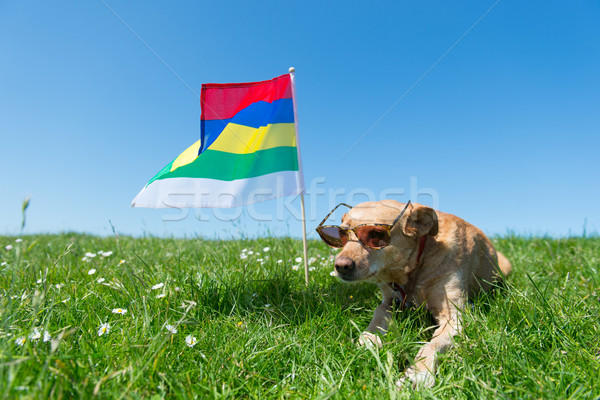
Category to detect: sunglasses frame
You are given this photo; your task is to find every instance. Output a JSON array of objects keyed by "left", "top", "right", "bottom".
[{"left": 315, "top": 201, "right": 412, "bottom": 249}]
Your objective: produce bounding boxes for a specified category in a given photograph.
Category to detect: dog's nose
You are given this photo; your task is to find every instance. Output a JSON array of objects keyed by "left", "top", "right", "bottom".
[{"left": 335, "top": 256, "right": 356, "bottom": 273}]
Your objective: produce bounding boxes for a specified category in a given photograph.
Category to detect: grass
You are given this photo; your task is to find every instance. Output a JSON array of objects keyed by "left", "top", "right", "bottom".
[{"left": 0, "top": 234, "right": 599, "bottom": 399}]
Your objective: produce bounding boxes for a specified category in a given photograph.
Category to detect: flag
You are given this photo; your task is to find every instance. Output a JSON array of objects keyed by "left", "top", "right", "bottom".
[{"left": 131, "top": 73, "right": 305, "bottom": 208}]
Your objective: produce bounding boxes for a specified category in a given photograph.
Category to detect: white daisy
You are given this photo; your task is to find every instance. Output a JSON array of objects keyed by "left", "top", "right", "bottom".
[
  {"left": 174, "top": 287, "right": 181, "bottom": 292},
  {"left": 276, "top": 259, "right": 283, "bottom": 264},
  {"left": 151, "top": 283, "right": 164, "bottom": 290},
  {"left": 96, "top": 278, "right": 105, "bottom": 283},
  {"left": 5, "top": 245, "right": 13, "bottom": 251},
  {"left": 156, "top": 293, "right": 166, "bottom": 299},
  {"left": 43, "top": 331, "right": 51, "bottom": 342},
  {"left": 263, "top": 247, "right": 270, "bottom": 252},
  {"left": 84, "top": 252, "right": 96, "bottom": 258},
  {"left": 55, "top": 283, "right": 64, "bottom": 289},
  {"left": 15, "top": 239, "right": 23, "bottom": 243},
  {"left": 101, "top": 251, "right": 113, "bottom": 257},
  {"left": 165, "top": 324, "right": 177, "bottom": 334},
  {"left": 308, "top": 257, "right": 317, "bottom": 265},
  {"left": 88, "top": 269, "right": 96, "bottom": 275},
  {"left": 97, "top": 323, "right": 110, "bottom": 336},
  {"left": 330, "top": 270, "right": 338, "bottom": 277},
  {"left": 15, "top": 336, "right": 26, "bottom": 346},
  {"left": 240, "top": 253, "right": 248, "bottom": 260},
  {"left": 185, "top": 334, "right": 197, "bottom": 347},
  {"left": 29, "top": 328, "right": 41, "bottom": 341},
  {"left": 295, "top": 257, "right": 302, "bottom": 263},
  {"left": 292, "top": 265, "right": 299, "bottom": 271},
  {"left": 1, "top": 262, "right": 7, "bottom": 266},
  {"left": 112, "top": 308, "right": 127, "bottom": 315},
  {"left": 247, "top": 250, "right": 254, "bottom": 255},
  {"left": 309, "top": 267, "right": 316, "bottom": 272},
  {"left": 119, "top": 259, "right": 126, "bottom": 265}
]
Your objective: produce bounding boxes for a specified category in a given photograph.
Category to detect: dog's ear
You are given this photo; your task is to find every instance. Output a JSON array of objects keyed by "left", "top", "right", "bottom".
[{"left": 402, "top": 205, "right": 438, "bottom": 237}]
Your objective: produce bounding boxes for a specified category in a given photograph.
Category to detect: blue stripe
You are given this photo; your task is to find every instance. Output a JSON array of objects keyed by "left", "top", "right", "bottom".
[{"left": 200, "top": 98, "right": 294, "bottom": 153}]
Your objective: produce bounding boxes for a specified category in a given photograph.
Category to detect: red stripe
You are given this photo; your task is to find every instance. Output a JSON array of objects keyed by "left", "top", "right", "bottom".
[{"left": 201, "top": 74, "right": 292, "bottom": 120}]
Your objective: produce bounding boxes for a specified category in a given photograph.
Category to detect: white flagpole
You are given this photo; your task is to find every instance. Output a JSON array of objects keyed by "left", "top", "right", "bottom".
[{"left": 289, "top": 67, "right": 309, "bottom": 285}]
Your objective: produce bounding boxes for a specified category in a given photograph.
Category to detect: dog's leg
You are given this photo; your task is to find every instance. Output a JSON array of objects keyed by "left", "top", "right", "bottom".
[
  {"left": 358, "top": 284, "right": 398, "bottom": 348},
  {"left": 398, "top": 305, "right": 462, "bottom": 389}
]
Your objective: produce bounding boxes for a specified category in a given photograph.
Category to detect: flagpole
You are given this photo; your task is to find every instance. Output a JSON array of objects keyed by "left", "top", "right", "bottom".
[{"left": 289, "top": 67, "right": 309, "bottom": 285}]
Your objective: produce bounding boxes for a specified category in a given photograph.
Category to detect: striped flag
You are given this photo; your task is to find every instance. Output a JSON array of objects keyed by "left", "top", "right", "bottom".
[{"left": 131, "top": 73, "right": 305, "bottom": 208}]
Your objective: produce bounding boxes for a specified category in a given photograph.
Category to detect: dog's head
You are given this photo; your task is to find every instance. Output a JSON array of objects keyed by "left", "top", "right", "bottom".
[{"left": 334, "top": 200, "right": 438, "bottom": 283}]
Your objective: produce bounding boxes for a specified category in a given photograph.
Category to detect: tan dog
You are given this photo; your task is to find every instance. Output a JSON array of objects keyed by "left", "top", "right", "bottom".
[{"left": 331, "top": 200, "right": 511, "bottom": 388}]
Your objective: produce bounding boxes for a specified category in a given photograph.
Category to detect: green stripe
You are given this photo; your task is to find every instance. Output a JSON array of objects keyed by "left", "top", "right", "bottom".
[{"left": 148, "top": 146, "right": 299, "bottom": 183}]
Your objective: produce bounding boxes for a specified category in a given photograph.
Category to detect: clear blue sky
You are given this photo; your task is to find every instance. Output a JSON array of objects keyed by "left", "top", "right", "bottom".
[{"left": 1, "top": 1, "right": 599, "bottom": 239}]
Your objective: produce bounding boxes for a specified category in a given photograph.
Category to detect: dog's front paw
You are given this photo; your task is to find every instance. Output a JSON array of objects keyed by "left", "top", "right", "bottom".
[
  {"left": 358, "top": 331, "right": 383, "bottom": 349},
  {"left": 396, "top": 367, "right": 435, "bottom": 390}
]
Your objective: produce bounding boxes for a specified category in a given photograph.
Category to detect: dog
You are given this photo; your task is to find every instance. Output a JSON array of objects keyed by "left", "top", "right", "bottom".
[{"left": 320, "top": 200, "right": 511, "bottom": 388}]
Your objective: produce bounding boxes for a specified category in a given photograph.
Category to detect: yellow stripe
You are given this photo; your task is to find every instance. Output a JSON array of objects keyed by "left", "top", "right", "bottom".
[
  {"left": 207, "top": 122, "right": 296, "bottom": 154},
  {"left": 171, "top": 139, "right": 201, "bottom": 172}
]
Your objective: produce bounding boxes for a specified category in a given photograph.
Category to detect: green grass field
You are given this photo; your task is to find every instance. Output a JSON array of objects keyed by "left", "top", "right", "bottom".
[{"left": 1, "top": 234, "right": 599, "bottom": 399}]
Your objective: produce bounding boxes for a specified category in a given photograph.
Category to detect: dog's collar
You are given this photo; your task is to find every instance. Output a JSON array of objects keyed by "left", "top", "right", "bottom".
[
  {"left": 388, "top": 236, "right": 427, "bottom": 308},
  {"left": 417, "top": 236, "right": 427, "bottom": 265}
]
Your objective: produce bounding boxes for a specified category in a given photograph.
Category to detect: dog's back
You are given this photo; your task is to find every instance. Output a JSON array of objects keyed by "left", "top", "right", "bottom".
[{"left": 428, "top": 209, "right": 511, "bottom": 296}]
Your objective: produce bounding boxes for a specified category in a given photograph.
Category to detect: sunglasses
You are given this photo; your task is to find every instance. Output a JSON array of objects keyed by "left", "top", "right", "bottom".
[{"left": 315, "top": 201, "right": 411, "bottom": 249}]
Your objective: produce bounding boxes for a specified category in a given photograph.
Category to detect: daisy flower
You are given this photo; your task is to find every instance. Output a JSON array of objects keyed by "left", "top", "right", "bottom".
[
  {"left": 97, "top": 278, "right": 106, "bottom": 283},
  {"left": 165, "top": 324, "right": 177, "bottom": 334},
  {"left": 43, "top": 331, "right": 51, "bottom": 342},
  {"left": 330, "top": 270, "right": 338, "bottom": 277},
  {"left": 185, "top": 334, "right": 197, "bottom": 347},
  {"left": 112, "top": 308, "right": 127, "bottom": 315},
  {"left": 101, "top": 251, "right": 113, "bottom": 257},
  {"left": 156, "top": 293, "right": 166, "bottom": 299},
  {"left": 88, "top": 269, "right": 96, "bottom": 275},
  {"left": 98, "top": 323, "right": 110, "bottom": 336},
  {"left": 119, "top": 259, "right": 126, "bottom": 265},
  {"left": 5, "top": 245, "right": 13, "bottom": 251},
  {"left": 295, "top": 257, "right": 302, "bottom": 263},
  {"left": 28, "top": 328, "right": 41, "bottom": 341},
  {"left": 151, "top": 283, "right": 164, "bottom": 290},
  {"left": 240, "top": 253, "right": 248, "bottom": 260},
  {"left": 308, "top": 257, "right": 317, "bottom": 265},
  {"left": 15, "top": 238, "right": 23, "bottom": 243},
  {"left": 292, "top": 265, "right": 299, "bottom": 271},
  {"left": 15, "top": 337, "right": 26, "bottom": 346},
  {"left": 263, "top": 247, "right": 270, "bottom": 252}
]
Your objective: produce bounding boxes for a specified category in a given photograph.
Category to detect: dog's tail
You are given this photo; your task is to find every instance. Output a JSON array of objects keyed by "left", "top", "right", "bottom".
[{"left": 496, "top": 251, "right": 512, "bottom": 277}]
